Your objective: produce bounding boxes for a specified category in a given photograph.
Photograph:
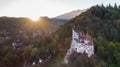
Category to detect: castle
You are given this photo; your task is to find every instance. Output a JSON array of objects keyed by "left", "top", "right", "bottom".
[{"left": 64, "top": 28, "right": 94, "bottom": 63}]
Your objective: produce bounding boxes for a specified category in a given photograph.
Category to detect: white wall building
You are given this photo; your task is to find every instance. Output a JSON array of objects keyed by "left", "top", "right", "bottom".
[{"left": 64, "top": 28, "right": 94, "bottom": 63}]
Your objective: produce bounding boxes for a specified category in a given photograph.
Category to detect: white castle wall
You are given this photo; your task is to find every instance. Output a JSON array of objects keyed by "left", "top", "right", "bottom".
[{"left": 64, "top": 29, "right": 94, "bottom": 63}]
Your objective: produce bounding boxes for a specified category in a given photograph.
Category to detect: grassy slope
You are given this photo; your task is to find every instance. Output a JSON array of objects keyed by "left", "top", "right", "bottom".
[{"left": 46, "top": 57, "right": 64, "bottom": 67}]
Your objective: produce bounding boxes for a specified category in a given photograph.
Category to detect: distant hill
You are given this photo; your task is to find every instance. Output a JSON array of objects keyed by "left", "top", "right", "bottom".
[
  {"left": 52, "top": 9, "right": 86, "bottom": 22},
  {"left": 0, "top": 16, "right": 62, "bottom": 38},
  {"left": 38, "top": 16, "right": 63, "bottom": 33}
]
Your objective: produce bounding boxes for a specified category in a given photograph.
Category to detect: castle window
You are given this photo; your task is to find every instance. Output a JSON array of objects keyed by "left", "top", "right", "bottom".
[
  {"left": 75, "top": 48, "right": 77, "bottom": 50},
  {"left": 81, "top": 40, "right": 84, "bottom": 43}
]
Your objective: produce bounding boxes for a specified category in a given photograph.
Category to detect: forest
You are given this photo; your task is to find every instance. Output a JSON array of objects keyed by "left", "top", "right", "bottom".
[
  {"left": 55, "top": 4, "right": 120, "bottom": 67},
  {"left": 0, "top": 4, "right": 120, "bottom": 67}
]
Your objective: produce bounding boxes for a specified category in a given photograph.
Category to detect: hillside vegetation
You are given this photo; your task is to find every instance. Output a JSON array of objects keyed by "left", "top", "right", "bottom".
[
  {"left": 0, "top": 16, "right": 62, "bottom": 67},
  {"left": 0, "top": 16, "right": 62, "bottom": 34},
  {"left": 55, "top": 4, "right": 120, "bottom": 67},
  {"left": 0, "top": 4, "right": 120, "bottom": 67}
]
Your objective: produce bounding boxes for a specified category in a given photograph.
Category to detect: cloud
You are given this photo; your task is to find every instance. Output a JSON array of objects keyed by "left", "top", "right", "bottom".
[{"left": 0, "top": 0, "right": 21, "bottom": 9}]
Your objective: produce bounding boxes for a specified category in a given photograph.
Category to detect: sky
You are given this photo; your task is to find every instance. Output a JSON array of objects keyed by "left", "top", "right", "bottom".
[{"left": 0, "top": 0, "right": 120, "bottom": 20}]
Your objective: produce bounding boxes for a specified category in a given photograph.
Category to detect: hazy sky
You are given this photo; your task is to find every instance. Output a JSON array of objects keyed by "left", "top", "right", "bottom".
[{"left": 0, "top": 0, "right": 120, "bottom": 20}]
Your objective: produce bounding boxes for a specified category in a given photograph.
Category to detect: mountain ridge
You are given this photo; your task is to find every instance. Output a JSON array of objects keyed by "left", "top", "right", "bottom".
[{"left": 53, "top": 9, "right": 86, "bottom": 22}]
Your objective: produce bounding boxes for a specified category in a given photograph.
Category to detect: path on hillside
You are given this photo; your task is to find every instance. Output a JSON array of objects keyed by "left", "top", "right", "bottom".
[{"left": 64, "top": 48, "right": 73, "bottom": 63}]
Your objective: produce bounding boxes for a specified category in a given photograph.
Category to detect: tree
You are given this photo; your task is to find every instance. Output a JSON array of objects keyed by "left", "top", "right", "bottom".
[
  {"left": 22, "top": 46, "right": 32, "bottom": 61},
  {"left": 31, "top": 48, "right": 40, "bottom": 61},
  {"left": 114, "top": 3, "right": 117, "bottom": 9}
]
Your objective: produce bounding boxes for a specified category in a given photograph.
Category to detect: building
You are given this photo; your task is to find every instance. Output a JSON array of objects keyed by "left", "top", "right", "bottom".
[
  {"left": 12, "top": 40, "right": 23, "bottom": 49},
  {"left": 64, "top": 28, "right": 94, "bottom": 63}
]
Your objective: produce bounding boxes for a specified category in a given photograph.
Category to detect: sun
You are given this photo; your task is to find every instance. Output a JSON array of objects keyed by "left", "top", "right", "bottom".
[{"left": 30, "top": 16, "right": 39, "bottom": 21}]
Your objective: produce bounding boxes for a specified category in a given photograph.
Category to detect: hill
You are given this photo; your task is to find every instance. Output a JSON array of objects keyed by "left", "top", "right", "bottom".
[
  {"left": 0, "top": 16, "right": 63, "bottom": 67},
  {"left": 52, "top": 9, "right": 86, "bottom": 22},
  {"left": 0, "top": 16, "right": 62, "bottom": 36},
  {"left": 55, "top": 4, "right": 120, "bottom": 67},
  {"left": 37, "top": 16, "right": 63, "bottom": 33}
]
